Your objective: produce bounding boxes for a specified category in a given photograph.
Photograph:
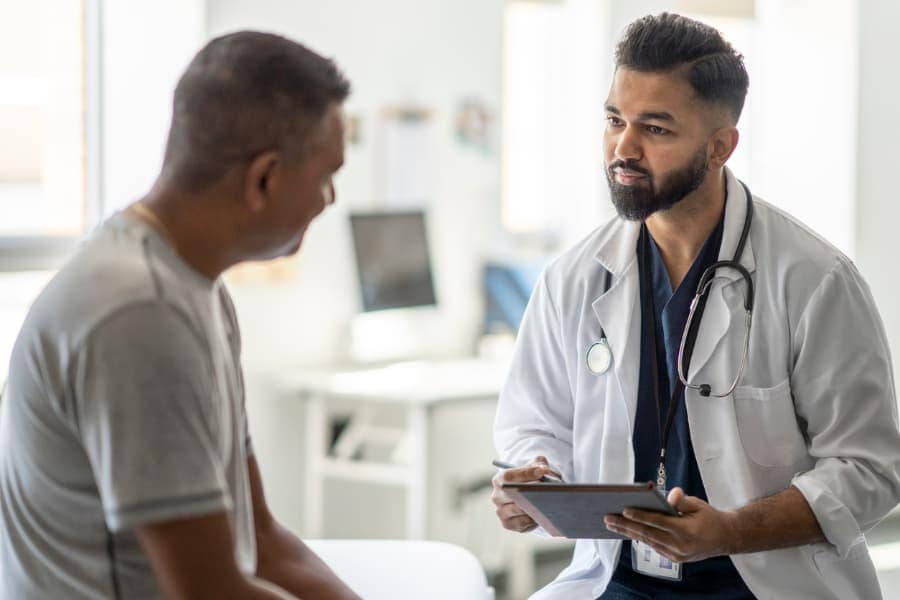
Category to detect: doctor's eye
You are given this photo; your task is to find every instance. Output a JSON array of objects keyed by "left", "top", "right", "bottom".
[
  {"left": 646, "top": 125, "right": 669, "bottom": 136},
  {"left": 606, "top": 116, "right": 624, "bottom": 128}
]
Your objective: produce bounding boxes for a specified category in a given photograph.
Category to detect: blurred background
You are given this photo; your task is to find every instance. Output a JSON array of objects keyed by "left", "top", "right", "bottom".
[{"left": 2, "top": 0, "right": 899, "bottom": 597}]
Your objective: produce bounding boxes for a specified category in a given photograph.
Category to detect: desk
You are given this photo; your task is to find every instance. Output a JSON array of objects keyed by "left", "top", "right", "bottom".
[{"left": 279, "top": 357, "right": 508, "bottom": 541}]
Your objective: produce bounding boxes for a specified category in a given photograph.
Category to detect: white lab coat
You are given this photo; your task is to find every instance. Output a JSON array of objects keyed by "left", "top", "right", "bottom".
[{"left": 495, "top": 168, "right": 900, "bottom": 599}]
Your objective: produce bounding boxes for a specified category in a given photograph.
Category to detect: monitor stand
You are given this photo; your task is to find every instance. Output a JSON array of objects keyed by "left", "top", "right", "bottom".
[{"left": 348, "top": 306, "right": 450, "bottom": 364}]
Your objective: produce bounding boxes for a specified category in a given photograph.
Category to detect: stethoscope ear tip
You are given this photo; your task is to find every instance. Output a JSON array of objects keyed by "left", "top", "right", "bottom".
[{"left": 699, "top": 384, "right": 712, "bottom": 397}]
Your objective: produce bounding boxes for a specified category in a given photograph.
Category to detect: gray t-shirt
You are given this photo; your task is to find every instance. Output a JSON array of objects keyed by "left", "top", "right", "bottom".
[{"left": 0, "top": 213, "right": 256, "bottom": 599}]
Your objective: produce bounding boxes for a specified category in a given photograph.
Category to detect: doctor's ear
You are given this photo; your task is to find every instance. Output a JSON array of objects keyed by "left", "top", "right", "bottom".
[
  {"left": 244, "top": 150, "right": 281, "bottom": 212},
  {"left": 706, "top": 127, "right": 739, "bottom": 170}
]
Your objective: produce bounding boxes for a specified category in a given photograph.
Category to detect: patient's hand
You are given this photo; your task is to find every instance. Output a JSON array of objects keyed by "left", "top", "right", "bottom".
[{"left": 490, "top": 456, "right": 559, "bottom": 533}]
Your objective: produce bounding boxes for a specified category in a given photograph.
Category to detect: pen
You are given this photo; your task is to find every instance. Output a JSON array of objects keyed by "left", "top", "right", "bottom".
[{"left": 492, "top": 459, "right": 563, "bottom": 482}]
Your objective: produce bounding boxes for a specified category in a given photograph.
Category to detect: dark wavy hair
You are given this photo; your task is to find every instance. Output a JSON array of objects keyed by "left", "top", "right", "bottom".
[{"left": 615, "top": 13, "right": 749, "bottom": 123}]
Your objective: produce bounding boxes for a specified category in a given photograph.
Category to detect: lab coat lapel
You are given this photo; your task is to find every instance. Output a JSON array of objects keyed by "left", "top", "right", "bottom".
[
  {"left": 591, "top": 220, "right": 642, "bottom": 429},
  {"left": 685, "top": 168, "right": 757, "bottom": 382}
]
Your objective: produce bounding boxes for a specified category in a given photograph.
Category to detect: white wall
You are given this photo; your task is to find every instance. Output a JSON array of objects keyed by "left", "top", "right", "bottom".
[
  {"left": 749, "top": 0, "right": 857, "bottom": 256},
  {"left": 208, "top": 0, "right": 504, "bottom": 374},
  {"left": 856, "top": 0, "right": 900, "bottom": 387},
  {"left": 100, "top": 0, "right": 206, "bottom": 215},
  {"left": 501, "top": 0, "right": 612, "bottom": 243},
  {"left": 552, "top": 0, "right": 615, "bottom": 246}
]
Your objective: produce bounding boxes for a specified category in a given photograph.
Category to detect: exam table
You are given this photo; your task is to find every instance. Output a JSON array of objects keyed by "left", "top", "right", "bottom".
[{"left": 307, "top": 539, "right": 495, "bottom": 599}]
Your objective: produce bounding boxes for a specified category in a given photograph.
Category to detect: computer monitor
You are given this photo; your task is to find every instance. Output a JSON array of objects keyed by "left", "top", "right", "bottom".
[{"left": 349, "top": 211, "right": 437, "bottom": 313}]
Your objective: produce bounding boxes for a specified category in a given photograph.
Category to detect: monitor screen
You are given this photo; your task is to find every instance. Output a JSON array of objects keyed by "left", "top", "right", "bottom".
[{"left": 349, "top": 211, "right": 437, "bottom": 312}]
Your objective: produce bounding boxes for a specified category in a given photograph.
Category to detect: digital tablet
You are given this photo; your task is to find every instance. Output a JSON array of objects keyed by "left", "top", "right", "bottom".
[{"left": 501, "top": 481, "right": 678, "bottom": 539}]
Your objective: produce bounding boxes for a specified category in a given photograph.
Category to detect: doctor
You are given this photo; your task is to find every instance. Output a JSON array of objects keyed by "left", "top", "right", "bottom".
[{"left": 492, "top": 12, "right": 900, "bottom": 600}]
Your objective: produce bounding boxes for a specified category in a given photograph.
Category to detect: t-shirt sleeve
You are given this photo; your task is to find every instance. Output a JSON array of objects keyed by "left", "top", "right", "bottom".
[{"left": 74, "top": 302, "right": 230, "bottom": 532}]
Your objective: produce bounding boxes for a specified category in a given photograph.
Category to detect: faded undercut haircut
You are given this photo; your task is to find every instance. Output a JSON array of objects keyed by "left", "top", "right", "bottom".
[
  {"left": 162, "top": 31, "right": 351, "bottom": 190},
  {"left": 615, "top": 13, "right": 749, "bottom": 123}
]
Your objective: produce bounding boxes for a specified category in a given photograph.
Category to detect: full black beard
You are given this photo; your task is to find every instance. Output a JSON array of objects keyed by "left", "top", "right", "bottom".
[{"left": 606, "top": 149, "right": 709, "bottom": 221}]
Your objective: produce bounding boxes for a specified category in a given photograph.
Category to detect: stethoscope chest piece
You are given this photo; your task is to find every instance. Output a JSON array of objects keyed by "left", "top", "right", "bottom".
[{"left": 586, "top": 340, "right": 612, "bottom": 375}]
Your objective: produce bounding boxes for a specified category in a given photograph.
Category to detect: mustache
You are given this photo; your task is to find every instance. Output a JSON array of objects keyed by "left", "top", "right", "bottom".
[{"left": 608, "top": 159, "right": 651, "bottom": 177}]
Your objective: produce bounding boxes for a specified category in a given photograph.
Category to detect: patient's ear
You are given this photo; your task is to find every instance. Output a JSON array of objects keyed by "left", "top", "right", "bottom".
[{"left": 244, "top": 151, "right": 281, "bottom": 213}]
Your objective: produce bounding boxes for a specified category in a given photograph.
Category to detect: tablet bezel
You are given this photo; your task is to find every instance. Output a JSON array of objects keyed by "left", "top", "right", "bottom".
[{"left": 500, "top": 481, "right": 678, "bottom": 539}]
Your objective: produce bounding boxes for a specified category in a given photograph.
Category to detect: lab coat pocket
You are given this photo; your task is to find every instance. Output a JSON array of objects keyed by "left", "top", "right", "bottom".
[
  {"left": 807, "top": 541, "right": 879, "bottom": 600},
  {"left": 733, "top": 379, "right": 808, "bottom": 467}
]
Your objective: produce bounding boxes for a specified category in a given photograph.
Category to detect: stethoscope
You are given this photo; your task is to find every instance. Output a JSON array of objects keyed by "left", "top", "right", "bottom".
[{"left": 586, "top": 182, "right": 755, "bottom": 399}]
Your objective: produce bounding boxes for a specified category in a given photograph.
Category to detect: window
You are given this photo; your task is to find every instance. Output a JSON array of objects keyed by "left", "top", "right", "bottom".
[
  {"left": 0, "top": 0, "right": 96, "bottom": 377},
  {"left": 0, "top": 0, "right": 97, "bottom": 270},
  {"left": 501, "top": 1, "right": 561, "bottom": 234},
  {"left": 0, "top": 271, "right": 55, "bottom": 381},
  {"left": 501, "top": 0, "right": 609, "bottom": 244}
]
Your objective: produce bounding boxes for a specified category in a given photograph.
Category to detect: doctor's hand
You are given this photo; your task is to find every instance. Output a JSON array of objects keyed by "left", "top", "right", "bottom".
[
  {"left": 603, "top": 487, "right": 740, "bottom": 563},
  {"left": 491, "top": 456, "right": 560, "bottom": 534}
]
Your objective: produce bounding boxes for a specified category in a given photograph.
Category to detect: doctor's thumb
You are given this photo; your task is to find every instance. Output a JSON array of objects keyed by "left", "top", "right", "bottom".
[
  {"left": 668, "top": 487, "right": 703, "bottom": 514},
  {"left": 667, "top": 487, "right": 686, "bottom": 507},
  {"left": 533, "top": 456, "right": 549, "bottom": 466}
]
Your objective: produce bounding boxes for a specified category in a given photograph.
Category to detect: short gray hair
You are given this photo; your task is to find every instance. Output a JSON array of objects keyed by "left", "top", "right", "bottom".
[{"left": 162, "top": 30, "right": 351, "bottom": 190}]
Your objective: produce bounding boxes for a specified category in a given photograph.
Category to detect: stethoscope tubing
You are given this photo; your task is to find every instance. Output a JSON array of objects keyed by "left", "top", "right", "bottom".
[{"left": 676, "top": 182, "right": 755, "bottom": 397}]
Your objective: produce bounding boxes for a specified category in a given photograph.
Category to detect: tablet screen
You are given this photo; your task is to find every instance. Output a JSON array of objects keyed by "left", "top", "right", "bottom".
[{"left": 501, "top": 482, "right": 677, "bottom": 539}]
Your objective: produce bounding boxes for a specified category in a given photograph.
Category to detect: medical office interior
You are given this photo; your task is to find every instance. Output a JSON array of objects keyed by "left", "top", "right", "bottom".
[{"left": 2, "top": 0, "right": 900, "bottom": 597}]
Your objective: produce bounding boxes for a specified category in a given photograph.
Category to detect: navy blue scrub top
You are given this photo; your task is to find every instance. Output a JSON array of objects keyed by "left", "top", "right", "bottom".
[{"left": 609, "top": 213, "right": 755, "bottom": 599}]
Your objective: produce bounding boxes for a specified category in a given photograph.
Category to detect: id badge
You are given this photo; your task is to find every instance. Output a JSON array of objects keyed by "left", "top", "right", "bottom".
[{"left": 631, "top": 540, "right": 682, "bottom": 581}]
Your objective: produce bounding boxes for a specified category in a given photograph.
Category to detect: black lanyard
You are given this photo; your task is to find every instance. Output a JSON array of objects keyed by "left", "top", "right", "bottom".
[{"left": 637, "top": 225, "right": 712, "bottom": 490}]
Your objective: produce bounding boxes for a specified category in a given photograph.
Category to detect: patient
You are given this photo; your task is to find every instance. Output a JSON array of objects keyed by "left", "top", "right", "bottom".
[{"left": 0, "top": 31, "right": 360, "bottom": 600}]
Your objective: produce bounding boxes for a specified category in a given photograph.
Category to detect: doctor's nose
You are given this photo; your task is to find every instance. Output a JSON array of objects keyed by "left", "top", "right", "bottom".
[{"left": 612, "top": 126, "right": 642, "bottom": 162}]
